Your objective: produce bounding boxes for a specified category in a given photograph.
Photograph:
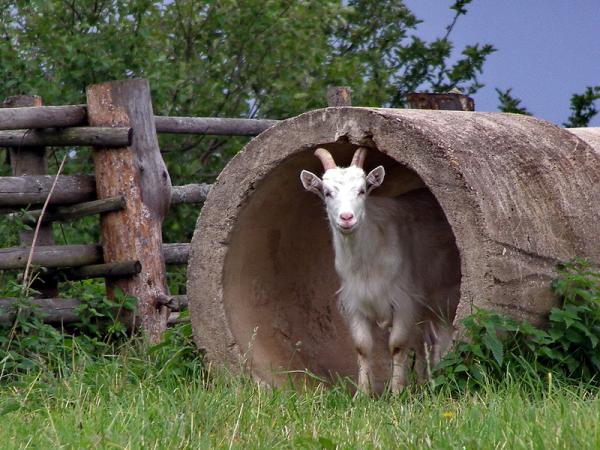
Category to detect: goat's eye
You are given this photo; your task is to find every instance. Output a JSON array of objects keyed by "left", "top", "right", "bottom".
[
  {"left": 358, "top": 188, "right": 366, "bottom": 195},
  {"left": 325, "top": 191, "right": 333, "bottom": 198}
]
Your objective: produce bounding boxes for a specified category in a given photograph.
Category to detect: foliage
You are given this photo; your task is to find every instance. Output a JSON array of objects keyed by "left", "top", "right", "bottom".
[
  {"left": 436, "top": 259, "right": 600, "bottom": 391},
  {"left": 0, "top": 0, "right": 495, "bottom": 245},
  {"left": 0, "top": 277, "right": 136, "bottom": 380},
  {"left": 496, "top": 87, "right": 532, "bottom": 115},
  {"left": 0, "top": 280, "right": 64, "bottom": 377},
  {"left": 496, "top": 84, "right": 600, "bottom": 126},
  {"left": 563, "top": 85, "right": 600, "bottom": 128},
  {"left": 69, "top": 282, "right": 137, "bottom": 341}
]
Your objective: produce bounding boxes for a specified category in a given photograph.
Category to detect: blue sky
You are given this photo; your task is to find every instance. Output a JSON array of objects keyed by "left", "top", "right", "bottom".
[{"left": 404, "top": 0, "right": 600, "bottom": 127}]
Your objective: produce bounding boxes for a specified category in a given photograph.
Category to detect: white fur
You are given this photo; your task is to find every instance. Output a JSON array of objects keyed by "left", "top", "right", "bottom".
[{"left": 301, "top": 162, "right": 460, "bottom": 394}]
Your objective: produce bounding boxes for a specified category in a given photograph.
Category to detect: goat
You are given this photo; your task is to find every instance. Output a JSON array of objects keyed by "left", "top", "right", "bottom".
[{"left": 300, "top": 147, "right": 460, "bottom": 394}]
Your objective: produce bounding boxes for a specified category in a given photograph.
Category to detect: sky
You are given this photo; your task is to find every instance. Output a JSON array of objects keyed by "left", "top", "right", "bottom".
[{"left": 403, "top": 0, "right": 600, "bottom": 127}]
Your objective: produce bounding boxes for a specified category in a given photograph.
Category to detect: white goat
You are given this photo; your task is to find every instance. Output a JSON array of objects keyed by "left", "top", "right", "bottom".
[{"left": 300, "top": 147, "right": 460, "bottom": 394}]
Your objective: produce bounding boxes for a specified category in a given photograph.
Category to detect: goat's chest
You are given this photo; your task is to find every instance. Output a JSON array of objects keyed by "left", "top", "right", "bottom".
[{"left": 335, "top": 250, "right": 406, "bottom": 319}]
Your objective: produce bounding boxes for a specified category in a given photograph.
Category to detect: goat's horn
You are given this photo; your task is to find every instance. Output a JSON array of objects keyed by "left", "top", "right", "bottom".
[
  {"left": 314, "top": 148, "right": 337, "bottom": 171},
  {"left": 351, "top": 147, "right": 368, "bottom": 168}
]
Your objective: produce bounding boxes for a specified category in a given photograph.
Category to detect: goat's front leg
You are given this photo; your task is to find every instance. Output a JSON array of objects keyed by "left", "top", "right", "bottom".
[
  {"left": 348, "top": 314, "right": 374, "bottom": 395},
  {"left": 389, "top": 317, "right": 411, "bottom": 394}
]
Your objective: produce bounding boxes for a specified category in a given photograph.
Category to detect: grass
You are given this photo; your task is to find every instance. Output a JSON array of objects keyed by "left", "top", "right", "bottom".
[
  {"left": 1, "top": 340, "right": 599, "bottom": 449},
  {"left": 1, "top": 259, "right": 598, "bottom": 449}
]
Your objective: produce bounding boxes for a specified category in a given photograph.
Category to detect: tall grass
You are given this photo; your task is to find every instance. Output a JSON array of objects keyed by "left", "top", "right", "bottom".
[
  {"left": 1, "top": 260, "right": 598, "bottom": 449},
  {"left": 1, "top": 337, "right": 599, "bottom": 449}
]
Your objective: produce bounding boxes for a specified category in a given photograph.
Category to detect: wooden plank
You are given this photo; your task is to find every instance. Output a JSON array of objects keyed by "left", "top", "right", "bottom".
[
  {"left": 87, "top": 79, "right": 173, "bottom": 342},
  {"left": 0, "top": 127, "right": 132, "bottom": 147},
  {"left": 171, "top": 184, "right": 211, "bottom": 204},
  {"left": 154, "top": 116, "right": 278, "bottom": 136},
  {"left": 0, "top": 105, "right": 87, "bottom": 130},
  {"left": 0, "top": 175, "right": 96, "bottom": 206}
]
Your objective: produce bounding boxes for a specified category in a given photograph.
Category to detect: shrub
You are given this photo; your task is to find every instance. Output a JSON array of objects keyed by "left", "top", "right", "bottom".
[{"left": 435, "top": 259, "right": 600, "bottom": 391}]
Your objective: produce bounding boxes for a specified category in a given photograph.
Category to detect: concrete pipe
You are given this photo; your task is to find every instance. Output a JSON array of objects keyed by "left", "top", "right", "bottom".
[{"left": 187, "top": 107, "right": 600, "bottom": 386}]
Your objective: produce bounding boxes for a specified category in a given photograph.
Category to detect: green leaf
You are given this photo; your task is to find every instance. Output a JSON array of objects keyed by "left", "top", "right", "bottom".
[{"left": 482, "top": 332, "right": 504, "bottom": 367}]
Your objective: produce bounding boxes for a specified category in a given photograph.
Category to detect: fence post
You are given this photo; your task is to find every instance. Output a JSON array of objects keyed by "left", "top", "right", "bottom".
[
  {"left": 2, "top": 95, "right": 58, "bottom": 297},
  {"left": 327, "top": 86, "right": 352, "bottom": 107},
  {"left": 86, "top": 79, "right": 172, "bottom": 343}
]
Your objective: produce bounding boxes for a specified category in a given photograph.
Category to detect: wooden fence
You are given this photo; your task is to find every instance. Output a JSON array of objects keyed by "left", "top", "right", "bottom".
[{"left": 0, "top": 79, "right": 278, "bottom": 342}]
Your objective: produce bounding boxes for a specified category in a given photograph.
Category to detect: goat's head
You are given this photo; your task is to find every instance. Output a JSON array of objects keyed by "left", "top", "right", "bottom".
[{"left": 300, "top": 147, "right": 385, "bottom": 234}]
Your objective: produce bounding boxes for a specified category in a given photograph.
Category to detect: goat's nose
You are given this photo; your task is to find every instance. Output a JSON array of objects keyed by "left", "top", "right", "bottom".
[{"left": 340, "top": 212, "right": 354, "bottom": 221}]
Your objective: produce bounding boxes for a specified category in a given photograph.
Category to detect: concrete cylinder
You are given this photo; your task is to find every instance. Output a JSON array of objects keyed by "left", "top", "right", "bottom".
[{"left": 187, "top": 108, "right": 600, "bottom": 386}]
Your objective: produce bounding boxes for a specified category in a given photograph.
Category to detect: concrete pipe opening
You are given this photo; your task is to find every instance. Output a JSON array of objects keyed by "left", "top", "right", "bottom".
[{"left": 188, "top": 108, "right": 600, "bottom": 387}]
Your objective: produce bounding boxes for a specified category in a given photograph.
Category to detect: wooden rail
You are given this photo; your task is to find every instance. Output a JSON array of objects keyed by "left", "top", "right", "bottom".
[
  {"left": 0, "top": 127, "right": 132, "bottom": 147},
  {"left": 0, "top": 295, "right": 188, "bottom": 325},
  {"left": 0, "top": 106, "right": 276, "bottom": 138},
  {"left": 9, "top": 196, "right": 127, "bottom": 224},
  {"left": 0, "top": 175, "right": 96, "bottom": 206},
  {"left": 0, "top": 243, "right": 190, "bottom": 270},
  {"left": 0, "top": 105, "right": 87, "bottom": 130},
  {"left": 154, "top": 116, "right": 278, "bottom": 136},
  {"left": 0, "top": 179, "right": 209, "bottom": 208}
]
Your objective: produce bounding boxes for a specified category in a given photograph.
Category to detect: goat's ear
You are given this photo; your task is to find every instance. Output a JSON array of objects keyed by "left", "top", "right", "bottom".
[
  {"left": 300, "top": 170, "right": 324, "bottom": 199},
  {"left": 366, "top": 165, "right": 385, "bottom": 192}
]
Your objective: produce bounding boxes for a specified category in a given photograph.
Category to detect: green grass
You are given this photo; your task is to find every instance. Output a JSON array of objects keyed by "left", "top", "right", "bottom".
[{"left": 1, "top": 341, "right": 599, "bottom": 450}]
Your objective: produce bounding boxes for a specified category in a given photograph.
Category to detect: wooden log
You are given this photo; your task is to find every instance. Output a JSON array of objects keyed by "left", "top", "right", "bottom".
[
  {"left": 162, "top": 243, "right": 190, "bottom": 265},
  {"left": 0, "top": 244, "right": 102, "bottom": 270},
  {"left": 0, "top": 175, "right": 96, "bottom": 206},
  {"left": 0, "top": 105, "right": 87, "bottom": 130},
  {"left": 0, "top": 127, "right": 132, "bottom": 148},
  {"left": 156, "top": 294, "right": 188, "bottom": 311},
  {"left": 49, "top": 260, "right": 142, "bottom": 281},
  {"left": 326, "top": 86, "right": 352, "bottom": 107},
  {"left": 3, "top": 96, "right": 58, "bottom": 297},
  {"left": 10, "top": 196, "right": 126, "bottom": 225},
  {"left": 0, "top": 180, "right": 215, "bottom": 211},
  {"left": 0, "top": 296, "right": 188, "bottom": 326},
  {"left": 168, "top": 295, "right": 188, "bottom": 311},
  {"left": 0, "top": 298, "right": 81, "bottom": 325},
  {"left": 171, "top": 184, "right": 211, "bottom": 204},
  {"left": 0, "top": 243, "right": 189, "bottom": 271},
  {"left": 87, "top": 79, "right": 173, "bottom": 343},
  {"left": 154, "top": 116, "right": 278, "bottom": 136},
  {"left": 167, "top": 312, "right": 190, "bottom": 325}
]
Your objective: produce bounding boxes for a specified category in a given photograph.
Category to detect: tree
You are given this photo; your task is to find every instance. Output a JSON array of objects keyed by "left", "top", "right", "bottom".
[
  {"left": 563, "top": 86, "right": 600, "bottom": 128},
  {"left": 0, "top": 0, "right": 494, "bottom": 241},
  {"left": 496, "top": 88, "right": 532, "bottom": 115},
  {"left": 496, "top": 85, "right": 600, "bottom": 127}
]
